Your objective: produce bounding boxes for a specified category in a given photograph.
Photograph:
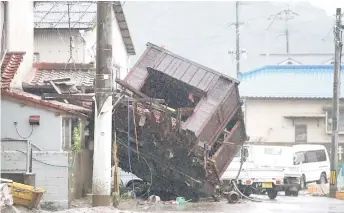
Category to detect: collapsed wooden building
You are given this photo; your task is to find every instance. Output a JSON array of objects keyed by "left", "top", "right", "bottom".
[{"left": 114, "top": 43, "right": 247, "bottom": 200}]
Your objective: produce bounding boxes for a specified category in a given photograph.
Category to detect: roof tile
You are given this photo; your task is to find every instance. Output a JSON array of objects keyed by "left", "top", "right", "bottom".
[
  {"left": 25, "top": 63, "right": 95, "bottom": 89},
  {"left": 1, "top": 52, "right": 26, "bottom": 89}
]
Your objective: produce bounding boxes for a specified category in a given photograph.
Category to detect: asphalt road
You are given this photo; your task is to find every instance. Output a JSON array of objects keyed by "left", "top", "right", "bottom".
[
  {"left": 9, "top": 193, "right": 344, "bottom": 213},
  {"left": 121, "top": 194, "right": 344, "bottom": 213}
]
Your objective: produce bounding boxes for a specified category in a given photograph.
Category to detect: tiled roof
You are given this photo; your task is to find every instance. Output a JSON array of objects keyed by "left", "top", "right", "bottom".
[
  {"left": 239, "top": 65, "right": 344, "bottom": 98},
  {"left": 24, "top": 63, "right": 95, "bottom": 89},
  {"left": 1, "top": 89, "right": 91, "bottom": 116},
  {"left": 1, "top": 52, "right": 26, "bottom": 89}
]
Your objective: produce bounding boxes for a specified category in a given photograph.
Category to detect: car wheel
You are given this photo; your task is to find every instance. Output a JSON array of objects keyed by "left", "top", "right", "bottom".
[
  {"left": 300, "top": 175, "right": 306, "bottom": 189},
  {"left": 267, "top": 190, "right": 278, "bottom": 200},
  {"left": 319, "top": 173, "right": 327, "bottom": 184},
  {"left": 292, "top": 190, "right": 299, "bottom": 197},
  {"left": 285, "top": 190, "right": 291, "bottom": 196}
]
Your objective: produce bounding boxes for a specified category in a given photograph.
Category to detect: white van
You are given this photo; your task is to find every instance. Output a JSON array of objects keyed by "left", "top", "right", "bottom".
[{"left": 292, "top": 144, "right": 330, "bottom": 188}]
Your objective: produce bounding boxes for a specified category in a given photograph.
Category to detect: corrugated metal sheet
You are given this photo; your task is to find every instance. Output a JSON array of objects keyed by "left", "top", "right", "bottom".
[
  {"left": 34, "top": 29, "right": 86, "bottom": 63},
  {"left": 124, "top": 42, "right": 240, "bottom": 140},
  {"left": 125, "top": 42, "right": 238, "bottom": 92},
  {"left": 239, "top": 65, "right": 344, "bottom": 98}
]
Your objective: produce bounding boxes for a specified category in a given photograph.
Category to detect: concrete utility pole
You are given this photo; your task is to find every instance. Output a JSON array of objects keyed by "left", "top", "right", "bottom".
[
  {"left": 329, "top": 7, "right": 342, "bottom": 198},
  {"left": 228, "top": 1, "right": 245, "bottom": 78},
  {"left": 235, "top": 1, "right": 240, "bottom": 77},
  {"left": 269, "top": 7, "right": 298, "bottom": 54},
  {"left": 92, "top": 1, "right": 113, "bottom": 207}
]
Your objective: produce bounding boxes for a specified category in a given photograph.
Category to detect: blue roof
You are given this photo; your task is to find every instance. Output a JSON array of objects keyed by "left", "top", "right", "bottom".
[{"left": 239, "top": 65, "right": 344, "bottom": 98}]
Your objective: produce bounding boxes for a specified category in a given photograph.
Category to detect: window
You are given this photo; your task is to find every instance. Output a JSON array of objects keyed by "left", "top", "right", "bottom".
[
  {"left": 264, "top": 147, "right": 282, "bottom": 155},
  {"left": 62, "top": 118, "right": 72, "bottom": 150},
  {"left": 235, "top": 150, "right": 241, "bottom": 158},
  {"left": 62, "top": 117, "right": 80, "bottom": 150},
  {"left": 305, "top": 151, "right": 317, "bottom": 163},
  {"left": 295, "top": 124, "right": 307, "bottom": 143},
  {"left": 326, "top": 110, "right": 344, "bottom": 133},
  {"left": 33, "top": 52, "right": 40, "bottom": 62},
  {"left": 294, "top": 152, "right": 305, "bottom": 165},
  {"left": 315, "top": 150, "right": 327, "bottom": 162}
]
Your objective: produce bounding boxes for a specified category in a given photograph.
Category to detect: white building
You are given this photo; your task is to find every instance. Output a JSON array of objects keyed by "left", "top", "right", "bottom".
[
  {"left": 33, "top": 1, "right": 135, "bottom": 81},
  {"left": 239, "top": 65, "right": 344, "bottom": 159}
]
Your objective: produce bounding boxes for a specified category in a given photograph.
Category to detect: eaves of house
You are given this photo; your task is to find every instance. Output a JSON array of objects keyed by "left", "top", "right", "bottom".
[
  {"left": 1, "top": 89, "right": 91, "bottom": 117},
  {"left": 239, "top": 65, "right": 344, "bottom": 100},
  {"left": 1, "top": 52, "right": 91, "bottom": 117}
]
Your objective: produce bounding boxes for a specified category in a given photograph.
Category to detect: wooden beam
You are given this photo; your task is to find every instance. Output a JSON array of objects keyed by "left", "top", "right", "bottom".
[
  {"left": 115, "top": 78, "right": 149, "bottom": 98},
  {"left": 121, "top": 98, "right": 165, "bottom": 104},
  {"left": 49, "top": 80, "right": 68, "bottom": 103},
  {"left": 42, "top": 93, "right": 94, "bottom": 101}
]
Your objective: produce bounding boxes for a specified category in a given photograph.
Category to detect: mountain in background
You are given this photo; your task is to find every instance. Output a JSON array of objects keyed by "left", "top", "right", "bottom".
[{"left": 123, "top": 1, "right": 335, "bottom": 77}]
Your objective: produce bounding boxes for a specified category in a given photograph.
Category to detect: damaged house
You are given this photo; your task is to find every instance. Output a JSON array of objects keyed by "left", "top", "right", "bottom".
[{"left": 114, "top": 43, "right": 247, "bottom": 200}]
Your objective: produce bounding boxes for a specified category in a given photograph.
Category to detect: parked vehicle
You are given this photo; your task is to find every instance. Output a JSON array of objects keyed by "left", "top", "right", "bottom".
[
  {"left": 292, "top": 144, "right": 330, "bottom": 188},
  {"left": 221, "top": 144, "right": 301, "bottom": 199}
]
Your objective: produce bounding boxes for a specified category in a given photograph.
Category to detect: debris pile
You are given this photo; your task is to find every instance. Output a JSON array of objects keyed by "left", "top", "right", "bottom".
[{"left": 113, "top": 43, "right": 247, "bottom": 200}]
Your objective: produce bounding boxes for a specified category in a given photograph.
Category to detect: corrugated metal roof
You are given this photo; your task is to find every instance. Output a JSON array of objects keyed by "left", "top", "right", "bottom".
[
  {"left": 124, "top": 42, "right": 240, "bottom": 137},
  {"left": 239, "top": 65, "right": 344, "bottom": 98},
  {"left": 125, "top": 42, "right": 238, "bottom": 92}
]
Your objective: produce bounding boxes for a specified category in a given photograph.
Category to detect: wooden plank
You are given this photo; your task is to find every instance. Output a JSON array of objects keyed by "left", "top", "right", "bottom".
[
  {"left": 49, "top": 80, "right": 68, "bottom": 103},
  {"left": 115, "top": 78, "right": 149, "bottom": 98}
]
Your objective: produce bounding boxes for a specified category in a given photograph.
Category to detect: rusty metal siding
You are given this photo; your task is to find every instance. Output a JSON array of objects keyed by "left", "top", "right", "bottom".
[
  {"left": 212, "top": 121, "right": 246, "bottom": 177},
  {"left": 124, "top": 43, "right": 241, "bottom": 141}
]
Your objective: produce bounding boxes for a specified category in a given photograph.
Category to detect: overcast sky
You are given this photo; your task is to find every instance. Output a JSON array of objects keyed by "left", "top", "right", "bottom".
[{"left": 309, "top": 0, "right": 344, "bottom": 15}]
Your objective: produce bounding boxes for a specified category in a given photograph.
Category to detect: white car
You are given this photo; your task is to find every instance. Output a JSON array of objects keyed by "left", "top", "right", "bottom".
[{"left": 292, "top": 144, "right": 330, "bottom": 188}]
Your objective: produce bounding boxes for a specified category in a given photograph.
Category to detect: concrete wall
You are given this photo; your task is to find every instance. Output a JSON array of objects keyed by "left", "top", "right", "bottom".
[
  {"left": 1, "top": 151, "right": 69, "bottom": 209},
  {"left": 6, "top": 1, "right": 33, "bottom": 89},
  {"left": 69, "top": 150, "right": 92, "bottom": 200},
  {"left": 245, "top": 98, "right": 344, "bottom": 143},
  {"left": 34, "top": 29, "right": 87, "bottom": 63},
  {"left": 1, "top": 99, "right": 62, "bottom": 151}
]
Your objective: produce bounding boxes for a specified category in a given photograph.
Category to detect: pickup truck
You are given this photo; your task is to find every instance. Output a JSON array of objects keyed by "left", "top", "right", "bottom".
[{"left": 221, "top": 145, "right": 301, "bottom": 199}]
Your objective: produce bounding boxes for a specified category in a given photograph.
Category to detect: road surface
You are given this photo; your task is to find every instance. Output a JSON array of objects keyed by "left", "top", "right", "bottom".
[
  {"left": 119, "top": 194, "right": 344, "bottom": 213},
  {"left": 9, "top": 194, "right": 344, "bottom": 213}
]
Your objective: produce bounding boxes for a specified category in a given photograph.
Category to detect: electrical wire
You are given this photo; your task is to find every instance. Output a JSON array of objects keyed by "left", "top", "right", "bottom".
[
  {"left": 14, "top": 125, "right": 34, "bottom": 139},
  {"left": 230, "top": 146, "right": 263, "bottom": 202},
  {"left": 127, "top": 98, "right": 135, "bottom": 195},
  {"left": 116, "top": 137, "right": 152, "bottom": 199},
  {"left": 11, "top": 150, "right": 76, "bottom": 168}
]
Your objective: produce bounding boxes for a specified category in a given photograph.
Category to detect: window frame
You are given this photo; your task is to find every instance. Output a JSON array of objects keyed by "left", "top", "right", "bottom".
[
  {"left": 295, "top": 124, "right": 307, "bottom": 143},
  {"left": 304, "top": 150, "right": 318, "bottom": 163},
  {"left": 325, "top": 110, "right": 344, "bottom": 134}
]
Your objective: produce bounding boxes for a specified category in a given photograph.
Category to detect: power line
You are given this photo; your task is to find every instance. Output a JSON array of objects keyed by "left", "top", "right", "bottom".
[{"left": 267, "top": 6, "right": 299, "bottom": 54}]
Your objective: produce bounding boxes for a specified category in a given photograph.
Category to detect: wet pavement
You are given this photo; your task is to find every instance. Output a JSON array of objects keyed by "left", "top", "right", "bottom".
[
  {"left": 119, "top": 194, "right": 344, "bottom": 213},
  {"left": 9, "top": 193, "right": 344, "bottom": 213}
]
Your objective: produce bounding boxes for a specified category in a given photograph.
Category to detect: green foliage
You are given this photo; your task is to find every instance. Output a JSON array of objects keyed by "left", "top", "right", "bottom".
[{"left": 72, "top": 125, "right": 81, "bottom": 153}]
